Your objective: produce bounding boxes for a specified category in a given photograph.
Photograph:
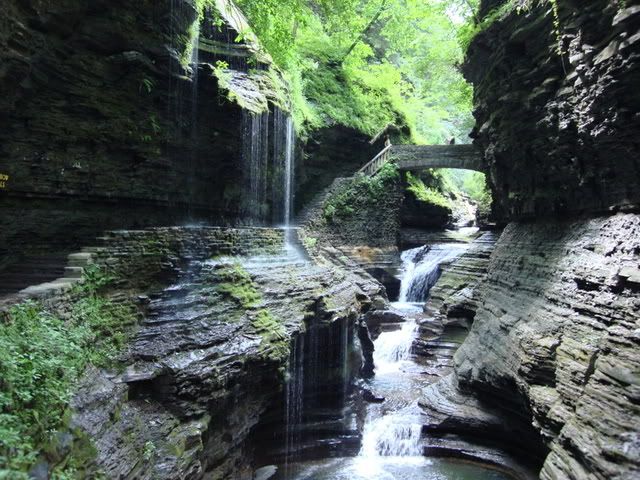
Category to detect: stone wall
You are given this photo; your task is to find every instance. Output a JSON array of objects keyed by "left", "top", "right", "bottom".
[
  {"left": 466, "top": 1, "right": 640, "bottom": 220},
  {"left": 296, "top": 126, "right": 381, "bottom": 213},
  {"left": 86, "top": 227, "right": 285, "bottom": 286},
  {"left": 301, "top": 172, "right": 403, "bottom": 249}
]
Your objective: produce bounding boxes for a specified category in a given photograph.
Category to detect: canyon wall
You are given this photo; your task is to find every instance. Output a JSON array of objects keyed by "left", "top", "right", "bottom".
[
  {"left": 0, "top": 0, "right": 289, "bottom": 268},
  {"left": 466, "top": 0, "right": 640, "bottom": 220},
  {"left": 8, "top": 226, "right": 384, "bottom": 478},
  {"left": 422, "top": 2, "right": 640, "bottom": 479},
  {"left": 454, "top": 215, "right": 640, "bottom": 479}
]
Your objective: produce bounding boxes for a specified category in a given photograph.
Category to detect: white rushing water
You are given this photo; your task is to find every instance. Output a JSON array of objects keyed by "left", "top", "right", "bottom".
[
  {"left": 358, "top": 242, "right": 471, "bottom": 462},
  {"left": 371, "top": 319, "right": 417, "bottom": 374},
  {"left": 357, "top": 316, "right": 422, "bottom": 460},
  {"left": 271, "top": 237, "right": 515, "bottom": 480},
  {"left": 360, "top": 413, "right": 423, "bottom": 458},
  {"left": 398, "top": 244, "right": 468, "bottom": 303},
  {"left": 284, "top": 116, "right": 295, "bottom": 227}
]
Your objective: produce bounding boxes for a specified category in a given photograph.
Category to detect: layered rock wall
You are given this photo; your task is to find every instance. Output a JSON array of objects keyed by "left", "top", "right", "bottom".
[
  {"left": 466, "top": 1, "right": 640, "bottom": 220},
  {"left": 422, "top": 2, "right": 640, "bottom": 478},
  {"left": 453, "top": 214, "right": 640, "bottom": 479},
  {"left": 0, "top": 0, "right": 289, "bottom": 266},
  {"left": 8, "top": 226, "right": 383, "bottom": 479}
]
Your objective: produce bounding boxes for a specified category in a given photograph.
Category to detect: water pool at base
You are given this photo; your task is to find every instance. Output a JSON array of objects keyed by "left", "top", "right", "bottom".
[{"left": 272, "top": 457, "right": 513, "bottom": 480}]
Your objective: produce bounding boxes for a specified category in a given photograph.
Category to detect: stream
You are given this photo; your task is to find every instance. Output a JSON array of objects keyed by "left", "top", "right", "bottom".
[{"left": 267, "top": 237, "right": 514, "bottom": 480}]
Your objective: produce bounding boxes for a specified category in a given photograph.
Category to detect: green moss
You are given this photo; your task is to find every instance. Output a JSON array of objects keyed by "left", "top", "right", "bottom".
[
  {"left": 406, "top": 171, "right": 452, "bottom": 210},
  {"left": 252, "top": 310, "right": 289, "bottom": 363},
  {"left": 458, "top": 0, "right": 523, "bottom": 51},
  {"left": 214, "top": 263, "right": 262, "bottom": 309}
]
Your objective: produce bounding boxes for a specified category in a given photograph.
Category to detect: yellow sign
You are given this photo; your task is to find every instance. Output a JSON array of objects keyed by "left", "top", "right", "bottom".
[{"left": 0, "top": 173, "right": 9, "bottom": 189}]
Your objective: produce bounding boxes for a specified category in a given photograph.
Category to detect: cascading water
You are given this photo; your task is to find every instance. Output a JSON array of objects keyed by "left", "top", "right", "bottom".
[
  {"left": 356, "top": 318, "right": 423, "bottom": 461},
  {"left": 359, "top": 415, "right": 423, "bottom": 458},
  {"left": 283, "top": 116, "right": 295, "bottom": 227},
  {"left": 398, "top": 244, "right": 468, "bottom": 303},
  {"left": 241, "top": 108, "right": 297, "bottom": 228},
  {"left": 356, "top": 242, "right": 470, "bottom": 462},
  {"left": 187, "top": 20, "right": 200, "bottom": 218},
  {"left": 284, "top": 335, "right": 305, "bottom": 477},
  {"left": 267, "top": 235, "right": 517, "bottom": 479},
  {"left": 241, "top": 111, "right": 270, "bottom": 223}
]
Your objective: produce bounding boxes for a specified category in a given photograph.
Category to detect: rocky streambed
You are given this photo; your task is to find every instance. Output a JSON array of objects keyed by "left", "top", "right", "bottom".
[{"left": 4, "top": 214, "right": 638, "bottom": 480}]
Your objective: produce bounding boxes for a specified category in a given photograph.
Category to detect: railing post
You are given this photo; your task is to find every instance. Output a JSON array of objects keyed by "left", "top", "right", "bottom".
[{"left": 358, "top": 143, "right": 393, "bottom": 177}]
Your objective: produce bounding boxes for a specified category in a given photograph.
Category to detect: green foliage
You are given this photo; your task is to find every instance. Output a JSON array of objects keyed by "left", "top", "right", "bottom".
[
  {"left": 457, "top": 0, "right": 520, "bottom": 51},
  {"left": 0, "top": 268, "right": 136, "bottom": 477},
  {"left": 323, "top": 163, "right": 399, "bottom": 223},
  {"left": 234, "top": 0, "right": 476, "bottom": 142},
  {"left": 142, "top": 441, "right": 157, "bottom": 461},
  {"left": 406, "top": 171, "right": 452, "bottom": 209},
  {"left": 138, "top": 77, "right": 155, "bottom": 95},
  {"left": 302, "top": 236, "right": 318, "bottom": 250},
  {"left": 73, "top": 265, "right": 115, "bottom": 295},
  {"left": 457, "top": 0, "right": 567, "bottom": 56},
  {"left": 463, "top": 171, "right": 493, "bottom": 217}
]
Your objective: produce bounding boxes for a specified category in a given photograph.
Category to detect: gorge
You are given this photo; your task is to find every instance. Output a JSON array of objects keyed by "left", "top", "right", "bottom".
[{"left": 0, "top": 1, "right": 638, "bottom": 480}]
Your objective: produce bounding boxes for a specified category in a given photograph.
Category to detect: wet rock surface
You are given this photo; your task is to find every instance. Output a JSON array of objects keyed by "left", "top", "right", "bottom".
[
  {"left": 6, "top": 227, "right": 385, "bottom": 479},
  {"left": 423, "top": 214, "right": 640, "bottom": 479},
  {"left": 0, "top": 0, "right": 290, "bottom": 266}
]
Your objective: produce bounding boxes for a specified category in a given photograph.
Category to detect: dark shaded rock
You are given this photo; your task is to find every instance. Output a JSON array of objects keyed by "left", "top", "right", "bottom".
[
  {"left": 0, "top": 0, "right": 290, "bottom": 269},
  {"left": 363, "top": 309, "right": 405, "bottom": 340},
  {"left": 401, "top": 190, "right": 452, "bottom": 229},
  {"left": 466, "top": 1, "right": 640, "bottom": 220},
  {"left": 296, "top": 126, "right": 380, "bottom": 213},
  {"left": 357, "top": 322, "right": 375, "bottom": 378},
  {"left": 362, "top": 389, "right": 385, "bottom": 403}
]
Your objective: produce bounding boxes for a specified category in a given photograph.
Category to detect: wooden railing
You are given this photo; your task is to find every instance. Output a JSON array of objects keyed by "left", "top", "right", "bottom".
[{"left": 357, "top": 143, "right": 393, "bottom": 177}]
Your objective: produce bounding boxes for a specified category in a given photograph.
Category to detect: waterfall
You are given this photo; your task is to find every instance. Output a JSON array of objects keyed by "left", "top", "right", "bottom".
[
  {"left": 372, "top": 319, "right": 417, "bottom": 373},
  {"left": 283, "top": 116, "right": 295, "bottom": 227},
  {"left": 284, "top": 334, "right": 305, "bottom": 475},
  {"left": 358, "top": 317, "right": 422, "bottom": 459},
  {"left": 398, "top": 244, "right": 467, "bottom": 303},
  {"left": 242, "top": 111, "right": 270, "bottom": 223},
  {"left": 241, "top": 109, "right": 296, "bottom": 227},
  {"left": 360, "top": 413, "right": 423, "bottom": 457},
  {"left": 187, "top": 19, "right": 200, "bottom": 217}
]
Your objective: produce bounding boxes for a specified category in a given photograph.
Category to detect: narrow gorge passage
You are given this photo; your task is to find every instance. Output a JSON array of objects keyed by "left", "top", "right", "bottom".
[
  {"left": 261, "top": 233, "right": 519, "bottom": 480},
  {"left": 1, "top": 0, "right": 638, "bottom": 479}
]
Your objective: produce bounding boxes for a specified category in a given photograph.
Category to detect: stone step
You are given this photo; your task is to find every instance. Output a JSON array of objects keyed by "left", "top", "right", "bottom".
[
  {"left": 67, "top": 252, "right": 94, "bottom": 267},
  {"left": 64, "top": 266, "right": 85, "bottom": 279},
  {"left": 19, "top": 278, "right": 79, "bottom": 297}
]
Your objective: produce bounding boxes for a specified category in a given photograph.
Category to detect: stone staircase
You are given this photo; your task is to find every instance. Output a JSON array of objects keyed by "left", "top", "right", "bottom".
[
  {"left": 295, "top": 177, "right": 351, "bottom": 226},
  {"left": 0, "top": 251, "right": 95, "bottom": 302},
  {"left": 0, "top": 254, "right": 68, "bottom": 295}
]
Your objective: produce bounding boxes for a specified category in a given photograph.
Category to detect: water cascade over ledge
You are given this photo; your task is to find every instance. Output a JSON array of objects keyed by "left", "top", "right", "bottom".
[{"left": 263, "top": 236, "right": 518, "bottom": 480}]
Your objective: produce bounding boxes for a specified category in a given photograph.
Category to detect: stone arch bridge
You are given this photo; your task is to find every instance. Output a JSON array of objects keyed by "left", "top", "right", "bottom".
[
  {"left": 392, "top": 144, "right": 485, "bottom": 172},
  {"left": 358, "top": 144, "right": 485, "bottom": 177}
]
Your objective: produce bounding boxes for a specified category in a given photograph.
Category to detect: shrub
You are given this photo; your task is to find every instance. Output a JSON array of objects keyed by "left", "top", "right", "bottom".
[{"left": 0, "top": 268, "right": 136, "bottom": 477}]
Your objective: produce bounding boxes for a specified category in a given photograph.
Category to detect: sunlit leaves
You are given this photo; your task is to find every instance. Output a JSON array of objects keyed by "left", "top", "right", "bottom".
[{"left": 235, "top": 0, "right": 477, "bottom": 142}]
